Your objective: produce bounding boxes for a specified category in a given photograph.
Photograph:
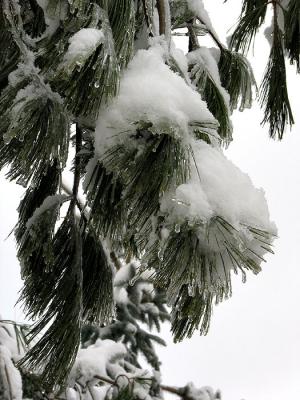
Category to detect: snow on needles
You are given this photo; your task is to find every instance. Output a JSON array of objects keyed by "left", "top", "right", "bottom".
[
  {"left": 69, "top": 339, "right": 152, "bottom": 400},
  {"left": 94, "top": 40, "right": 215, "bottom": 156},
  {"left": 186, "top": 0, "right": 220, "bottom": 41},
  {"left": 64, "top": 28, "right": 104, "bottom": 64},
  {"left": 93, "top": 39, "right": 276, "bottom": 259},
  {"left": 160, "top": 139, "right": 276, "bottom": 236}
]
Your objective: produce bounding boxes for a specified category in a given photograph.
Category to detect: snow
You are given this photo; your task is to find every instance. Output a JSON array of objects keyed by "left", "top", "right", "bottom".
[
  {"left": 64, "top": 28, "right": 105, "bottom": 64},
  {"left": 161, "top": 139, "right": 276, "bottom": 232},
  {"left": 186, "top": 0, "right": 220, "bottom": 42},
  {"left": 94, "top": 39, "right": 216, "bottom": 157},
  {"left": 183, "top": 382, "right": 219, "bottom": 400},
  {"left": 69, "top": 338, "right": 153, "bottom": 399},
  {"left": 69, "top": 339, "right": 127, "bottom": 385},
  {"left": 25, "top": 194, "right": 68, "bottom": 230},
  {"left": 8, "top": 58, "right": 38, "bottom": 87},
  {"left": 0, "top": 320, "right": 24, "bottom": 400},
  {"left": 36, "top": 0, "right": 64, "bottom": 36},
  {"left": 0, "top": 346, "right": 23, "bottom": 400},
  {"left": 114, "top": 287, "right": 129, "bottom": 304},
  {"left": 160, "top": 138, "right": 276, "bottom": 262},
  {"left": 114, "top": 263, "right": 135, "bottom": 286}
]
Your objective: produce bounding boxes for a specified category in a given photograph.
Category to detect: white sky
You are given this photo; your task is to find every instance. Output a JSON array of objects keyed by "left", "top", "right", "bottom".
[{"left": 0, "top": 1, "right": 299, "bottom": 400}]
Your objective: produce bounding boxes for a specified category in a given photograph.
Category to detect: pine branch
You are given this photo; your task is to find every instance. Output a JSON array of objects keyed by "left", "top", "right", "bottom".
[
  {"left": 144, "top": 217, "right": 274, "bottom": 341},
  {"left": 18, "top": 208, "right": 83, "bottom": 391},
  {"left": 0, "top": 87, "right": 70, "bottom": 186},
  {"left": 53, "top": 13, "right": 120, "bottom": 120},
  {"left": 108, "top": 0, "right": 135, "bottom": 68},
  {"left": 218, "top": 49, "right": 256, "bottom": 111},
  {"left": 81, "top": 227, "right": 114, "bottom": 324},
  {"left": 189, "top": 56, "right": 232, "bottom": 142},
  {"left": 195, "top": 16, "right": 223, "bottom": 50},
  {"left": 230, "top": 0, "right": 268, "bottom": 54},
  {"left": 260, "top": 2, "right": 294, "bottom": 139},
  {"left": 99, "top": 127, "right": 190, "bottom": 251}
]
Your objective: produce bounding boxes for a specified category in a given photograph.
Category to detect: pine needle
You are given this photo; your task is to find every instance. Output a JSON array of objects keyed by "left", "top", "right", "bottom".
[{"left": 260, "top": 18, "right": 294, "bottom": 139}]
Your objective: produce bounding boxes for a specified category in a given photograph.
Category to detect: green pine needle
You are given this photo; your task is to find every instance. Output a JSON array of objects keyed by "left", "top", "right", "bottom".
[
  {"left": 171, "top": 286, "right": 214, "bottom": 341},
  {"left": 18, "top": 210, "right": 83, "bottom": 391},
  {"left": 0, "top": 82, "right": 70, "bottom": 186},
  {"left": 54, "top": 7, "right": 120, "bottom": 120},
  {"left": 81, "top": 227, "right": 114, "bottom": 324},
  {"left": 190, "top": 61, "right": 232, "bottom": 143},
  {"left": 15, "top": 162, "right": 60, "bottom": 244},
  {"left": 170, "top": 0, "right": 194, "bottom": 29},
  {"left": 145, "top": 217, "right": 274, "bottom": 341},
  {"left": 46, "top": 0, "right": 67, "bottom": 18},
  {"left": 218, "top": 49, "right": 256, "bottom": 112},
  {"left": 230, "top": 0, "right": 267, "bottom": 54},
  {"left": 108, "top": 0, "right": 135, "bottom": 68},
  {"left": 17, "top": 196, "right": 64, "bottom": 319},
  {"left": 0, "top": 29, "right": 19, "bottom": 93},
  {"left": 21, "top": 0, "right": 47, "bottom": 38},
  {"left": 284, "top": 0, "right": 300, "bottom": 73},
  {"left": 260, "top": 20, "right": 294, "bottom": 139},
  {"left": 101, "top": 126, "right": 190, "bottom": 248},
  {"left": 85, "top": 160, "right": 126, "bottom": 244}
]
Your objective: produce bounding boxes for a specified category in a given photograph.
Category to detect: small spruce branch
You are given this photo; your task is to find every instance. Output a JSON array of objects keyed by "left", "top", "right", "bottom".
[{"left": 260, "top": 0, "right": 294, "bottom": 138}]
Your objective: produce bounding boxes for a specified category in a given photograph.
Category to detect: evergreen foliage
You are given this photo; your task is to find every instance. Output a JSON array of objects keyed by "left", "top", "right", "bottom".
[
  {"left": 0, "top": 0, "right": 298, "bottom": 397},
  {"left": 229, "top": 0, "right": 298, "bottom": 139}
]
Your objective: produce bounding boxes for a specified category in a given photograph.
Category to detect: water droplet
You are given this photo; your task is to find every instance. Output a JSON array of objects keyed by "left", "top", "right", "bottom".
[
  {"left": 158, "top": 249, "right": 164, "bottom": 261},
  {"left": 174, "top": 224, "right": 181, "bottom": 233},
  {"left": 16, "top": 177, "right": 27, "bottom": 188},
  {"left": 75, "top": 61, "right": 83, "bottom": 71},
  {"left": 188, "top": 283, "right": 196, "bottom": 297},
  {"left": 94, "top": 81, "right": 100, "bottom": 88},
  {"left": 129, "top": 279, "right": 135, "bottom": 287}
]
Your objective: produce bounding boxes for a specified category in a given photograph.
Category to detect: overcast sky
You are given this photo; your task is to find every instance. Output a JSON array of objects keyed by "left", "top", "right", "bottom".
[{"left": 0, "top": 1, "right": 299, "bottom": 400}]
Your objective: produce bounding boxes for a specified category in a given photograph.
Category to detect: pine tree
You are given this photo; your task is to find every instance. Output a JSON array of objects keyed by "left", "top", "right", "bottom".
[{"left": 0, "top": 0, "right": 298, "bottom": 398}]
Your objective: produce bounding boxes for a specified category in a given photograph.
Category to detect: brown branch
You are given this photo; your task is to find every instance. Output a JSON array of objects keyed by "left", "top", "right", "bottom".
[
  {"left": 161, "top": 384, "right": 182, "bottom": 396},
  {"left": 94, "top": 374, "right": 183, "bottom": 397},
  {"left": 156, "top": 0, "right": 166, "bottom": 35},
  {"left": 187, "top": 19, "right": 199, "bottom": 52},
  {"left": 195, "top": 15, "right": 224, "bottom": 50},
  {"left": 72, "top": 124, "right": 83, "bottom": 199}
]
